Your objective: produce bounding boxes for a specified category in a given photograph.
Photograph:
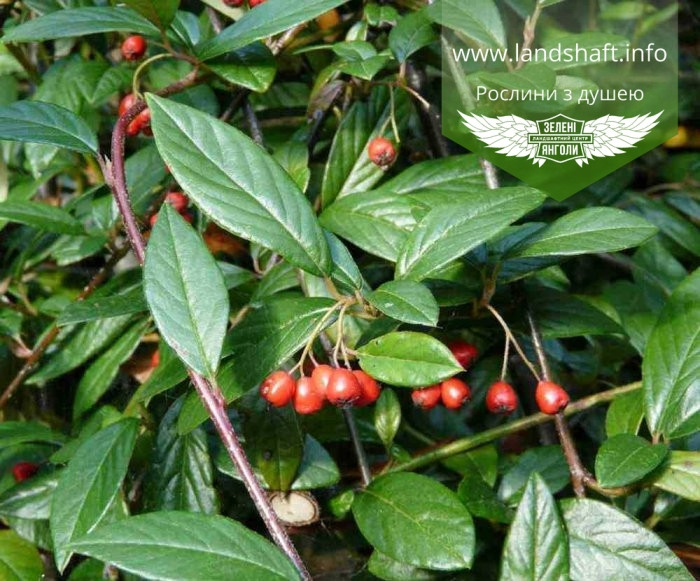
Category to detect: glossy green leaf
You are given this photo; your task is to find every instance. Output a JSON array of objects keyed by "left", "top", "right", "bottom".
[
  {"left": 510, "top": 208, "right": 657, "bottom": 259},
  {"left": 132, "top": 342, "right": 188, "bottom": 403},
  {"left": 144, "top": 204, "right": 229, "bottom": 379},
  {"left": 273, "top": 141, "right": 311, "bottom": 192},
  {"left": 68, "top": 511, "right": 300, "bottom": 580},
  {"left": 325, "top": 231, "right": 365, "bottom": 292},
  {"left": 562, "top": 498, "right": 692, "bottom": 581},
  {"left": 73, "top": 320, "right": 148, "bottom": 419},
  {"left": 652, "top": 451, "right": 700, "bottom": 502},
  {"left": 501, "top": 473, "right": 568, "bottom": 581},
  {"left": 178, "top": 298, "right": 336, "bottom": 433},
  {"left": 644, "top": 269, "right": 700, "bottom": 438},
  {"left": 353, "top": 473, "right": 474, "bottom": 570},
  {"left": 396, "top": 188, "right": 546, "bottom": 281},
  {"left": 595, "top": 434, "right": 668, "bottom": 488},
  {"left": 374, "top": 389, "right": 401, "bottom": 449},
  {"left": 0, "top": 530, "right": 43, "bottom": 581},
  {"left": 196, "top": 0, "right": 348, "bottom": 60},
  {"left": 147, "top": 94, "right": 330, "bottom": 276},
  {"left": 291, "top": 436, "right": 340, "bottom": 491},
  {"left": 0, "top": 422, "right": 66, "bottom": 447},
  {"left": 498, "top": 446, "right": 569, "bottom": 506},
  {"left": 368, "top": 551, "right": 437, "bottom": 581},
  {"left": 57, "top": 286, "right": 147, "bottom": 326},
  {"left": 117, "top": 0, "right": 179, "bottom": 29},
  {"left": 427, "top": 0, "right": 506, "bottom": 50},
  {"left": 0, "top": 471, "right": 59, "bottom": 520},
  {"left": 145, "top": 398, "right": 218, "bottom": 514},
  {"left": 2, "top": 7, "right": 159, "bottom": 42},
  {"left": 29, "top": 315, "right": 134, "bottom": 384},
  {"left": 0, "top": 101, "right": 97, "bottom": 152},
  {"left": 457, "top": 472, "right": 511, "bottom": 524},
  {"left": 50, "top": 419, "right": 138, "bottom": 572},
  {"left": 367, "top": 281, "right": 439, "bottom": 327},
  {"left": 244, "top": 404, "right": 304, "bottom": 492},
  {"left": 389, "top": 9, "right": 437, "bottom": 63},
  {"left": 632, "top": 195, "right": 700, "bottom": 257},
  {"left": 605, "top": 389, "right": 645, "bottom": 437},
  {"left": 0, "top": 200, "right": 83, "bottom": 235},
  {"left": 320, "top": 191, "right": 421, "bottom": 262},
  {"left": 208, "top": 43, "right": 277, "bottom": 93},
  {"left": 357, "top": 332, "right": 462, "bottom": 387}
]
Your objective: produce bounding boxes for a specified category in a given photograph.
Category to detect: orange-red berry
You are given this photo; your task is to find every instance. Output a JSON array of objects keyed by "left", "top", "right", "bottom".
[
  {"left": 118, "top": 93, "right": 137, "bottom": 117},
  {"left": 223, "top": 0, "right": 245, "bottom": 5},
  {"left": 411, "top": 385, "right": 442, "bottom": 410},
  {"left": 535, "top": 381, "right": 570, "bottom": 415},
  {"left": 165, "top": 191, "right": 188, "bottom": 213},
  {"left": 249, "top": 0, "right": 266, "bottom": 6},
  {"left": 311, "top": 364, "right": 334, "bottom": 399},
  {"left": 441, "top": 378, "right": 471, "bottom": 410},
  {"left": 121, "top": 35, "right": 147, "bottom": 61},
  {"left": 294, "top": 377, "right": 325, "bottom": 415},
  {"left": 448, "top": 340, "right": 478, "bottom": 369},
  {"left": 326, "top": 368, "right": 362, "bottom": 406},
  {"left": 12, "top": 462, "right": 38, "bottom": 483},
  {"left": 353, "top": 370, "right": 381, "bottom": 407},
  {"left": 486, "top": 381, "right": 518, "bottom": 415},
  {"left": 368, "top": 137, "right": 397, "bottom": 168},
  {"left": 260, "top": 370, "right": 295, "bottom": 407}
]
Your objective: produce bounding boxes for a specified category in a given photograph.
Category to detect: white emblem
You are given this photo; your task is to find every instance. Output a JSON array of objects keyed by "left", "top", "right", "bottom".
[{"left": 458, "top": 111, "right": 662, "bottom": 167}]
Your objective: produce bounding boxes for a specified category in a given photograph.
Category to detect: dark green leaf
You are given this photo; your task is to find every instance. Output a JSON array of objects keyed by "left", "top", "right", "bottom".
[
  {"left": 57, "top": 286, "right": 147, "bottom": 326},
  {"left": 291, "top": 436, "right": 340, "bottom": 491},
  {"left": 0, "top": 530, "right": 43, "bottom": 581},
  {"left": 357, "top": 332, "right": 462, "bottom": 387},
  {"left": 325, "top": 231, "right": 365, "bottom": 293},
  {"left": 131, "top": 342, "right": 188, "bottom": 403},
  {"left": 367, "top": 281, "right": 439, "bottom": 327},
  {"left": 0, "top": 471, "right": 59, "bottom": 520},
  {"left": 2, "top": 7, "right": 159, "bottom": 42},
  {"left": 68, "top": 511, "right": 300, "bottom": 580},
  {"left": 457, "top": 472, "right": 511, "bottom": 524},
  {"left": 643, "top": 270, "right": 700, "bottom": 438},
  {"left": 396, "top": 188, "right": 546, "bottom": 281},
  {"left": 595, "top": 434, "right": 668, "bottom": 488},
  {"left": 605, "top": 389, "right": 644, "bottom": 437},
  {"left": 510, "top": 208, "right": 657, "bottom": 259},
  {"left": 632, "top": 195, "right": 700, "bottom": 257},
  {"left": 145, "top": 398, "right": 218, "bottom": 514},
  {"left": 50, "top": 419, "right": 138, "bottom": 572},
  {"left": 0, "top": 101, "right": 97, "bottom": 152},
  {"left": 196, "top": 0, "right": 349, "bottom": 60},
  {"left": 0, "top": 422, "right": 65, "bottom": 447},
  {"left": 353, "top": 473, "right": 474, "bottom": 570},
  {"left": 501, "top": 473, "right": 568, "bottom": 581},
  {"left": 389, "top": 9, "right": 437, "bottom": 63},
  {"left": 374, "top": 389, "right": 401, "bottom": 449},
  {"left": 427, "top": 0, "right": 506, "bottom": 50},
  {"left": 498, "top": 446, "right": 569, "bottom": 506},
  {"left": 144, "top": 204, "right": 229, "bottom": 379},
  {"left": 208, "top": 43, "right": 277, "bottom": 93},
  {"left": 117, "top": 0, "right": 179, "bottom": 29},
  {"left": 368, "top": 551, "right": 437, "bottom": 581},
  {"left": 562, "top": 498, "right": 692, "bottom": 580},
  {"left": 0, "top": 201, "right": 83, "bottom": 235},
  {"left": 652, "top": 452, "right": 700, "bottom": 502},
  {"left": 147, "top": 94, "right": 330, "bottom": 276}
]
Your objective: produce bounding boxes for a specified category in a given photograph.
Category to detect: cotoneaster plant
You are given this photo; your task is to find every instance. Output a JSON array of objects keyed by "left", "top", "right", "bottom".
[{"left": 0, "top": 2, "right": 697, "bottom": 581}]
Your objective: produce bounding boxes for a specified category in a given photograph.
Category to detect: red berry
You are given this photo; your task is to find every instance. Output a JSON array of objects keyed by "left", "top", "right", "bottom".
[
  {"left": 486, "top": 381, "right": 518, "bottom": 415},
  {"left": 535, "top": 381, "right": 570, "bottom": 415},
  {"left": 448, "top": 340, "right": 478, "bottom": 369},
  {"left": 249, "top": 0, "right": 266, "bottom": 6},
  {"left": 181, "top": 211, "right": 194, "bottom": 224},
  {"left": 135, "top": 108, "right": 151, "bottom": 133},
  {"left": 411, "top": 385, "right": 442, "bottom": 410},
  {"left": 165, "top": 191, "right": 188, "bottom": 213},
  {"left": 441, "top": 378, "right": 471, "bottom": 410},
  {"left": 149, "top": 212, "right": 159, "bottom": 227},
  {"left": 126, "top": 118, "right": 142, "bottom": 137},
  {"left": 12, "top": 462, "right": 38, "bottom": 483},
  {"left": 326, "top": 368, "right": 362, "bottom": 406},
  {"left": 293, "top": 377, "right": 325, "bottom": 415},
  {"left": 260, "top": 370, "right": 295, "bottom": 407},
  {"left": 118, "top": 93, "right": 137, "bottom": 117},
  {"left": 223, "top": 0, "right": 245, "bottom": 5},
  {"left": 353, "top": 370, "right": 380, "bottom": 407},
  {"left": 121, "top": 35, "right": 147, "bottom": 61},
  {"left": 151, "top": 349, "right": 160, "bottom": 367},
  {"left": 368, "top": 137, "right": 397, "bottom": 168},
  {"left": 311, "top": 364, "right": 334, "bottom": 399}
]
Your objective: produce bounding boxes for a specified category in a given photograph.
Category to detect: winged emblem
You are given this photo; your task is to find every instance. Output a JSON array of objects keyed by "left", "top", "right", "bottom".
[{"left": 458, "top": 111, "right": 662, "bottom": 167}]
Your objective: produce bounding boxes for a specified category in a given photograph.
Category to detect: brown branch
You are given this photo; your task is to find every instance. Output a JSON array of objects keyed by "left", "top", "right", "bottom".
[{"left": 0, "top": 244, "right": 129, "bottom": 409}]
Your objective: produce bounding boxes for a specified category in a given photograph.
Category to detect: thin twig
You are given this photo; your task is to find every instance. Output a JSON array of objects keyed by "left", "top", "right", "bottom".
[
  {"left": 0, "top": 244, "right": 129, "bottom": 409},
  {"left": 343, "top": 407, "right": 372, "bottom": 488},
  {"left": 486, "top": 304, "right": 541, "bottom": 382},
  {"left": 243, "top": 99, "right": 265, "bottom": 148}
]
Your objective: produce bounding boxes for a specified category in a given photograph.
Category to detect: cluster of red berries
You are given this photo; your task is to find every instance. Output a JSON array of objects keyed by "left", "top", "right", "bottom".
[
  {"left": 12, "top": 462, "right": 38, "bottom": 483},
  {"left": 223, "top": 0, "right": 266, "bottom": 7},
  {"left": 149, "top": 191, "right": 193, "bottom": 227},
  {"left": 260, "top": 365, "right": 380, "bottom": 415},
  {"left": 368, "top": 137, "right": 397, "bottom": 169},
  {"left": 118, "top": 93, "right": 151, "bottom": 137},
  {"left": 121, "top": 35, "right": 147, "bottom": 62}
]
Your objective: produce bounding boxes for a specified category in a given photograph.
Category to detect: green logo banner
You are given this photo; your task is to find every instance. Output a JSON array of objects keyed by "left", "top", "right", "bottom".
[{"left": 436, "top": 0, "right": 678, "bottom": 200}]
